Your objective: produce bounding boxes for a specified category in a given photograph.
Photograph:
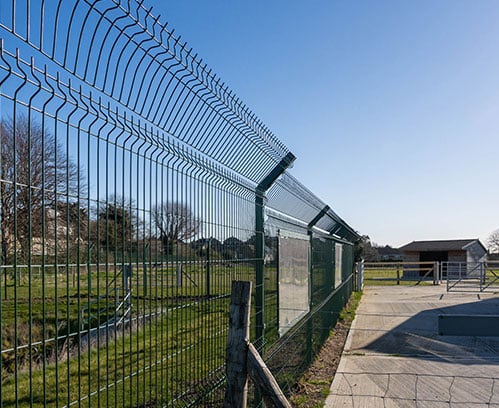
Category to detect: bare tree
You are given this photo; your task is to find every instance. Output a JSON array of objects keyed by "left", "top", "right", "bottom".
[
  {"left": 0, "top": 115, "right": 84, "bottom": 263},
  {"left": 151, "top": 202, "right": 200, "bottom": 256},
  {"left": 487, "top": 229, "right": 499, "bottom": 253},
  {"left": 354, "top": 235, "right": 380, "bottom": 261}
]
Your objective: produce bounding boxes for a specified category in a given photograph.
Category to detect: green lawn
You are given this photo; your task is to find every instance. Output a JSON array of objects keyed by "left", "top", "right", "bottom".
[
  {"left": 363, "top": 265, "right": 436, "bottom": 286},
  {"left": 1, "top": 298, "right": 229, "bottom": 407},
  {"left": 1, "top": 262, "right": 258, "bottom": 407}
]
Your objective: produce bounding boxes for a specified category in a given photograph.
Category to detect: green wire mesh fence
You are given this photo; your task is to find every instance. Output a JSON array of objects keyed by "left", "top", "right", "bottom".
[{"left": 0, "top": 1, "right": 359, "bottom": 406}]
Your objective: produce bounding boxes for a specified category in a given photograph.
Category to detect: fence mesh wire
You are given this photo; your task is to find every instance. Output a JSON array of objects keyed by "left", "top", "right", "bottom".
[{"left": 0, "top": 1, "right": 359, "bottom": 406}]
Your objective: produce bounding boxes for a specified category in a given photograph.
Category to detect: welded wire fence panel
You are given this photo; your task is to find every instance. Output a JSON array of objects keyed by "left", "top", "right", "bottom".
[
  {"left": 0, "top": 1, "right": 359, "bottom": 406},
  {"left": 262, "top": 213, "right": 357, "bottom": 402},
  {"left": 265, "top": 255, "right": 354, "bottom": 399}
]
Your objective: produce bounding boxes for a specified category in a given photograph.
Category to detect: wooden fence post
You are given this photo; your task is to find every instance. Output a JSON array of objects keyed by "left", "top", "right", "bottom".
[
  {"left": 225, "top": 280, "right": 292, "bottom": 408},
  {"left": 247, "top": 343, "right": 292, "bottom": 408},
  {"left": 224, "top": 280, "right": 252, "bottom": 408}
]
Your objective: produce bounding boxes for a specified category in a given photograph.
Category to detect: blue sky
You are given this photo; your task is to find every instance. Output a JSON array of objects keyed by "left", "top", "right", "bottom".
[{"left": 147, "top": 1, "right": 499, "bottom": 248}]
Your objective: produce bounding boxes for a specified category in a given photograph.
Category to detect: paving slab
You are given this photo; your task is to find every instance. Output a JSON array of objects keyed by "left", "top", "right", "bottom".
[{"left": 325, "top": 285, "right": 499, "bottom": 407}]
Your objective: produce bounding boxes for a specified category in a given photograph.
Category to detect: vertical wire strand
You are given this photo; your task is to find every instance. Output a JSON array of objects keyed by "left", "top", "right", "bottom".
[
  {"left": 102, "top": 97, "right": 110, "bottom": 408},
  {"left": 40, "top": 63, "right": 51, "bottom": 408},
  {"left": 27, "top": 59, "right": 35, "bottom": 408},
  {"left": 85, "top": 83, "right": 92, "bottom": 408},
  {"left": 65, "top": 79, "right": 77, "bottom": 408},
  {"left": 120, "top": 109, "right": 127, "bottom": 408},
  {"left": 53, "top": 70, "right": 63, "bottom": 408},
  {"left": 75, "top": 91, "right": 85, "bottom": 408},
  {"left": 0, "top": 41, "right": 6, "bottom": 408},
  {"left": 12, "top": 50, "right": 21, "bottom": 408}
]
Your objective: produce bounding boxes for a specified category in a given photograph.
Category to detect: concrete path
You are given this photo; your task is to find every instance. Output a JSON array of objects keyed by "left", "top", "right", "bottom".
[{"left": 324, "top": 285, "right": 499, "bottom": 407}]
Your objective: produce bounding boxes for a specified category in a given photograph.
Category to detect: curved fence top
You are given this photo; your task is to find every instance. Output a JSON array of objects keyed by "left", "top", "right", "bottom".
[
  {"left": 0, "top": 0, "right": 290, "bottom": 185},
  {"left": 267, "top": 173, "right": 359, "bottom": 242},
  {"left": 0, "top": 0, "right": 359, "bottom": 242}
]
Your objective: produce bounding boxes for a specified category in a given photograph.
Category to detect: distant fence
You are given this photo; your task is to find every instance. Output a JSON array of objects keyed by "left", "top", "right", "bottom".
[
  {"left": 360, "top": 261, "right": 499, "bottom": 292},
  {"left": 444, "top": 261, "right": 499, "bottom": 292},
  {"left": 0, "top": 1, "right": 359, "bottom": 406},
  {"left": 362, "top": 261, "right": 440, "bottom": 286}
]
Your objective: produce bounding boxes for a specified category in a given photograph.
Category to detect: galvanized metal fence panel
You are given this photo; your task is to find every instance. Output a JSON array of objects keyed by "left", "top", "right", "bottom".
[
  {"left": 445, "top": 261, "right": 499, "bottom": 292},
  {"left": 0, "top": 1, "right": 359, "bottom": 406}
]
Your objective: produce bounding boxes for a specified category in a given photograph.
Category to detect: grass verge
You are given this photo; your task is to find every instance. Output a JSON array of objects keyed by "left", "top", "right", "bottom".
[{"left": 289, "top": 290, "right": 362, "bottom": 408}]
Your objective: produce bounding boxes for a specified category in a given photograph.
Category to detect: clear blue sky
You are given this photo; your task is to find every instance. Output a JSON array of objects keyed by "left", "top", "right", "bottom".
[{"left": 147, "top": 0, "right": 499, "bottom": 248}]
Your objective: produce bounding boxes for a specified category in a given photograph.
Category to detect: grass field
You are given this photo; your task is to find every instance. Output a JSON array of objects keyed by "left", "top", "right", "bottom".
[
  {"left": 2, "top": 298, "right": 229, "bottom": 407},
  {"left": 363, "top": 262, "right": 437, "bottom": 286}
]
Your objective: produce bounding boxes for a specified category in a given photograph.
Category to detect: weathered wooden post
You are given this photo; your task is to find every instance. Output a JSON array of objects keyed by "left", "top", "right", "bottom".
[
  {"left": 247, "top": 343, "right": 292, "bottom": 408},
  {"left": 224, "top": 280, "right": 252, "bottom": 407},
  {"left": 225, "top": 280, "right": 292, "bottom": 408}
]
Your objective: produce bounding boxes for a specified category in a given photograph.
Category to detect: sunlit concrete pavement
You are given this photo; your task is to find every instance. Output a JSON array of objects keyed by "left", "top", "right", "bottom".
[{"left": 324, "top": 285, "right": 499, "bottom": 407}]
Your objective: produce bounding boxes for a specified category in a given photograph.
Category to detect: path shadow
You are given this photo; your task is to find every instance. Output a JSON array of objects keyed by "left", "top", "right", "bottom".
[{"left": 361, "top": 296, "right": 499, "bottom": 364}]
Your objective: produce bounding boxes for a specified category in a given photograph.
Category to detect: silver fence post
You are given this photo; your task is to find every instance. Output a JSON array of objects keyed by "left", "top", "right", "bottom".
[
  {"left": 124, "top": 264, "right": 132, "bottom": 309},
  {"left": 448, "top": 262, "right": 450, "bottom": 292},
  {"left": 176, "top": 263, "right": 182, "bottom": 287},
  {"left": 357, "top": 260, "right": 364, "bottom": 291},
  {"left": 480, "top": 262, "right": 484, "bottom": 292}
]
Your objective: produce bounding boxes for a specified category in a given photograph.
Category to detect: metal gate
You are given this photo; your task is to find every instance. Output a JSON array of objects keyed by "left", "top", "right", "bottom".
[{"left": 445, "top": 261, "right": 499, "bottom": 292}]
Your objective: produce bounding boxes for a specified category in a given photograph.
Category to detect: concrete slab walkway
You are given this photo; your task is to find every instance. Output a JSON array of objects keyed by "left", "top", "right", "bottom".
[{"left": 324, "top": 285, "right": 499, "bottom": 407}]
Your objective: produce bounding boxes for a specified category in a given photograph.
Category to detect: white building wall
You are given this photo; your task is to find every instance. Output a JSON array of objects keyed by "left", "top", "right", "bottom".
[{"left": 466, "top": 241, "right": 487, "bottom": 263}]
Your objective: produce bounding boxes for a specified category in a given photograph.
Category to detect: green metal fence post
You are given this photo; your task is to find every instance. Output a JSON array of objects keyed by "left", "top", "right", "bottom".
[
  {"left": 306, "top": 206, "right": 330, "bottom": 364},
  {"left": 255, "top": 192, "right": 265, "bottom": 349}
]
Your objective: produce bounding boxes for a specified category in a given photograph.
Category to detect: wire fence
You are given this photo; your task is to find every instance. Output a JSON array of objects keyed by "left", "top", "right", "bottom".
[{"left": 0, "top": 1, "right": 359, "bottom": 406}]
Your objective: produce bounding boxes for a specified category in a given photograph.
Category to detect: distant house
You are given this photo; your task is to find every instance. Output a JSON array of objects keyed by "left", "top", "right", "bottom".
[
  {"left": 399, "top": 239, "right": 487, "bottom": 264},
  {"left": 377, "top": 245, "right": 403, "bottom": 261},
  {"left": 31, "top": 204, "right": 87, "bottom": 257}
]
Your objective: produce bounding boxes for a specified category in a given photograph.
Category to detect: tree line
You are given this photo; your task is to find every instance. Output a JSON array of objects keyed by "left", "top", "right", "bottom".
[{"left": 0, "top": 116, "right": 263, "bottom": 265}]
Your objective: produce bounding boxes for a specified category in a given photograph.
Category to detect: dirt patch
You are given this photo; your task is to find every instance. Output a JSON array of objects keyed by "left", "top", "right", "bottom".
[{"left": 289, "top": 292, "right": 361, "bottom": 407}]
